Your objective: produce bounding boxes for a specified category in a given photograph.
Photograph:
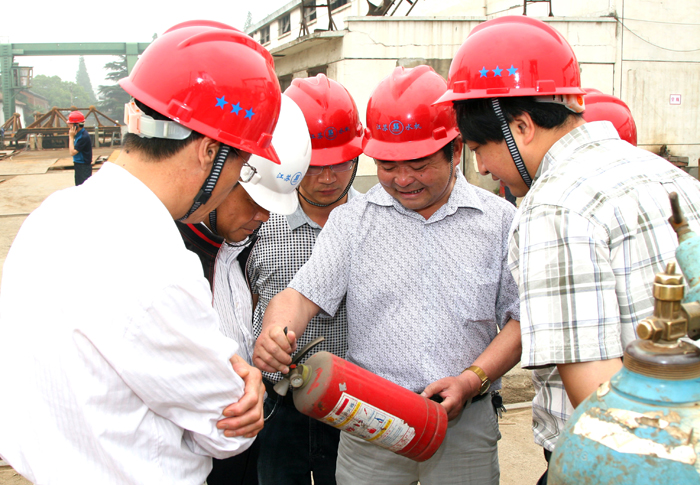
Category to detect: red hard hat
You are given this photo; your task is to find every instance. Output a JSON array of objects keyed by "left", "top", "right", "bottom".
[
  {"left": 364, "top": 66, "right": 458, "bottom": 161},
  {"left": 583, "top": 89, "right": 638, "bottom": 146},
  {"left": 67, "top": 111, "right": 85, "bottom": 123},
  {"left": 119, "top": 20, "right": 281, "bottom": 163},
  {"left": 435, "top": 16, "right": 585, "bottom": 105},
  {"left": 284, "top": 74, "right": 363, "bottom": 166}
]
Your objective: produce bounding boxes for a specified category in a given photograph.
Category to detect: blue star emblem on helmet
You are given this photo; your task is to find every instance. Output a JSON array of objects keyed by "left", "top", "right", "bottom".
[{"left": 479, "top": 66, "right": 489, "bottom": 78}]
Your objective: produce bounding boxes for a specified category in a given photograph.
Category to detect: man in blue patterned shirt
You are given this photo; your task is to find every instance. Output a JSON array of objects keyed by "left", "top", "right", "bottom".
[
  {"left": 254, "top": 66, "right": 521, "bottom": 484},
  {"left": 439, "top": 16, "right": 700, "bottom": 484}
]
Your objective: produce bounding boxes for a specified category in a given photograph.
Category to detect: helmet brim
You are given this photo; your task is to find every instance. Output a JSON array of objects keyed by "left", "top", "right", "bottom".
[
  {"left": 240, "top": 181, "right": 299, "bottom": 215},
  {"left": 310, "top": 138, "right": 363, "bottom": 166},
  {"left": 363, "top": 128, "right": 459, "bottom": 162}
]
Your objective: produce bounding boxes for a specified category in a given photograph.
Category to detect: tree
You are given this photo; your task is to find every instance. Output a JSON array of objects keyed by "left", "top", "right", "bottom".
[
  {"left": 30, "top": 74, "right": 94, "bottom": 109},
  {"left": 97, "top": 56, "right": 131, "bottom": 122},
  {"left": 244, "top": 11, "right": 253, "bottom": 31},
  {"left": 76, "top": 56, "right": 97, "bottom": 104}
]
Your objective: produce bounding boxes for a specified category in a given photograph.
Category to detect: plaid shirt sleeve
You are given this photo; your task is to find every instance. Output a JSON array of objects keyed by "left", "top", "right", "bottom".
[{"left": 513, "top": 204, "right": 624, "bottom": 369}]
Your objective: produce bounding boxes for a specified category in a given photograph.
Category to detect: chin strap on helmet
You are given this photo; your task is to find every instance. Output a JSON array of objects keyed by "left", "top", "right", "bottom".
[
  {"left": 208, "top": 209, "right": 219, "bottom": 235},
  {"left": 491, "top": 98, "right": 532, "bottom": 188},
  {"left": 177, "top": 144, "right": 232, "bottom": 222},
  {"left": 297, "top": 158, "right": 359, "bottom": 208}
]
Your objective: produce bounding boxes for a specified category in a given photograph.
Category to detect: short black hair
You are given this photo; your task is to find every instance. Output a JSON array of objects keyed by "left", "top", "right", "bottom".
[
  {"left": 123, "top": 99, "right": 205, "bottom": 162},
  {"left": 454, "top": 97, "right": 582, "bottom": 145}
]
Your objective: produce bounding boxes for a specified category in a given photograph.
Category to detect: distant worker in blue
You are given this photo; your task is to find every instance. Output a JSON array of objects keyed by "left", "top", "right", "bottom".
[{"left": 67, "top": 110, "right": 93, "bottom": 185}]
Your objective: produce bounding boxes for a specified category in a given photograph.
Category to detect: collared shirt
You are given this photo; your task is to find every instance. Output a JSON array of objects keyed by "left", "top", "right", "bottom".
[
  {"left": 247, "top": 188, "right": 358, "bottom": 382},
  {"left": 72, "top": 127, "right": 92, "bottom": 164},
  {"left": 290, "top": 172, "right": 520, "bottom": 392},
  {"left": 0, "top": 163, "right": 252, "bottom": 485},
  {"left": 214, "top": 239, "right": 255, "bottom": 364},
  {"left": 508, "top": 121, "right": 700, "bottom": 451}
]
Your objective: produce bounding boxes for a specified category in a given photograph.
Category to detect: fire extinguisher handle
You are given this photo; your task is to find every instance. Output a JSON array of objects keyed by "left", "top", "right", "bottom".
[{"left": 291, "top": 336, "right": 326, "bottom": 366}]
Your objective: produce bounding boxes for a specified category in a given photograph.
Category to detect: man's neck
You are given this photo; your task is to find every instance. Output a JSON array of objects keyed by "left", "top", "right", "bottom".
[
  {"left": 529, "top": 117, "right": 587, "bottom": 176},
  {"left": 298, "top": 192, "right": 349, "bottom": 228},
  {"left": 115, "top": 146, "right": 196, "bottom": 220}
]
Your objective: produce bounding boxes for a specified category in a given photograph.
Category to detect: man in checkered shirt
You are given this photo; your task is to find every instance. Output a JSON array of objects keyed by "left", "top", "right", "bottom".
[
  {"left": 246, "top": 74, "right": 362, "bottom": 485},
  {"left": 440, "top": 15, "right": 700, "bottom": 485}
]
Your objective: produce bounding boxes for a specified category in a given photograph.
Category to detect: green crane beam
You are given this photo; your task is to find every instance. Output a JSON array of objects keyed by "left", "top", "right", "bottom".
[{"left": 1, "top": 42, "right": 150, "bottom": 123}]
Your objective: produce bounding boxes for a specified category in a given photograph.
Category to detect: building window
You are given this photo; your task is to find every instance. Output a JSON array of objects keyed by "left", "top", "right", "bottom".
[
  {"left": 279, "top": 14, "right": 291, "bottom": 35},
  {"left": 278, "top": 75, "right": 293, "bottom": 92},
  {"left": 308, "top": 65, "right": 328, "bottom": 77},
  {"left": 303, "top": 3, "right": 317, "bottom": 23},
  {"left": 259, "top": 25, "right": 270, "bottom": 44},
  {"left": 330, "top": 0, "right": 349, "bottom": 10}
]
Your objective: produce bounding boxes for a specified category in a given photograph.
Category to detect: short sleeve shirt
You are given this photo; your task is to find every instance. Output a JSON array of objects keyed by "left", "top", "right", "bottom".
[
  {"left": 290, "top": 172, "right": 520, "bottom": 392},
  {"left": 509, "top": 121, "right": 700, "bottom": 450}
]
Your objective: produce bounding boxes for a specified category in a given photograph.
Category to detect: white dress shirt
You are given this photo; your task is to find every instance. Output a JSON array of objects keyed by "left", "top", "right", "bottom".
[
  {"left": 0, "top": 162, "right": 252, "bottom": 484},
  {"left": 213, "top": 241, "right": 255, "bottom": 364}
]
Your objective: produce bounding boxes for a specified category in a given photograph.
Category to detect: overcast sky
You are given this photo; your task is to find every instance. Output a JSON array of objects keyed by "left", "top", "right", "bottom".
[{"left": 4, "top": 0, "right": 290, "bottom": 95}]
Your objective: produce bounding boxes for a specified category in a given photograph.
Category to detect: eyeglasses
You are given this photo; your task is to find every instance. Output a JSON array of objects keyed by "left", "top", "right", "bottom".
[
  {"left": 239, "top": 162, "right": 258, "bottom": 183},
  {"left": 306, "top": 158, "right": 357, "bottom": 176}
]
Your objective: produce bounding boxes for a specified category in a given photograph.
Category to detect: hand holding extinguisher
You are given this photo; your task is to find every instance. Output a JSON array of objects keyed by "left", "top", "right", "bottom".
[{"left": 421, "top": 372, "right": 485, "bottom": 420}]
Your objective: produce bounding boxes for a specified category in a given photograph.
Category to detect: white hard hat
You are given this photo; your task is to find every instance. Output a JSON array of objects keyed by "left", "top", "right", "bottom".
[{"left": 240, "top": 94, "right": 311, "bottom": 215}]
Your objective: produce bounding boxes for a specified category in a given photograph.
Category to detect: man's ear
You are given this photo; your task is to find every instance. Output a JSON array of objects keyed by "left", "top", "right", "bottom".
[
  {"left": 452, "top": 135, "right": 464, "bottom": 162},
  {"left": 196, "top": 137, "right": 221, "bottom": 172},
  {"left": 510, "top": 112, "right": 536, "bottom": 146}
]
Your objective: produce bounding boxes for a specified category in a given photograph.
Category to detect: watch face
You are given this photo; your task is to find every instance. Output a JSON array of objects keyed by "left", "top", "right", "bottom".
[{"left": 480, "top": 381, "right": 491, "bottom": 395}]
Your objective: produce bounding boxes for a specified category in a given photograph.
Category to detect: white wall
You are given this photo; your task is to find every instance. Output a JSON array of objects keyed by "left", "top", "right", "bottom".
[{"left": 253, "top": 0, "right": 700, "bottom": 175}]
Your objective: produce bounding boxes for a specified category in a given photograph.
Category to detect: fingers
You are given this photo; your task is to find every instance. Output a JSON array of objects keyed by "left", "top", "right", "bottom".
[
  {"left": 218, "top": 364, "right": 265, "bottom": 438},
  {"left": 252, "top": 326, "right": 296, "bottom": 373},
  {"left": 224, "top": 361, "right": 262, "bottom": 418}
]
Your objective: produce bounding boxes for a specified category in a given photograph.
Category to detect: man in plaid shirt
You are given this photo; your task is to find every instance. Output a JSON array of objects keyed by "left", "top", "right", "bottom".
[{"left": 438, "top": 16, "right": 700, "bottom": 484}]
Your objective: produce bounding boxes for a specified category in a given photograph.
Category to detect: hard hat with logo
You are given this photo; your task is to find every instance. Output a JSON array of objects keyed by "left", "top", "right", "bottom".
[
  {"left": 583, "top": 89, "right": 637, "bottom": 146},
  {"left": 435, "top": 16, "right": 585, "bottom": 190},
  {"left": 67, "top": 111, "right": 85, "bottom": 124},
  {"left": 120, "top": 20, "right": 281, "bottom": 164},
  {"left": 364, "top": 65, "right": 458, "bottom": 161},
  {"left": 240, "top": 94, "right": 312, "bottom": 215},
  {"left": 435, "top": 16, "right": 585, "bottom": 106},
  {"left": 284, "top": 74, "right": 363, "bottom": 166}
]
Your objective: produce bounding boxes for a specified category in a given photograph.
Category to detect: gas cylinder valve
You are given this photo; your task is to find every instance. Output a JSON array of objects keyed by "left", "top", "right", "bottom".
[{"left": 636, "top": 262, "right": 688, "bottom": 343}]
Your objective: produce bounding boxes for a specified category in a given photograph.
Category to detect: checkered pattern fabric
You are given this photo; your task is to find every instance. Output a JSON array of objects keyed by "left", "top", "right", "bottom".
[
  {"left": 247, "top": 209, "right": 350, "bottom": 383},
  {"left": 509, "top": 120, "right": 700, "bottom": 451}
]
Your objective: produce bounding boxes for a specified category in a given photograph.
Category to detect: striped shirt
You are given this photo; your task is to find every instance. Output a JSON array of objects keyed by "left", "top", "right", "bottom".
[
  {"left": 508, "top": 121, "right": 700, "bottom": 451},
  {"left": 0, "top": 163, "right": 250, "bottom": 484},
  {"left": 214, "top": 240, "right": 256, "bottom": 365}
]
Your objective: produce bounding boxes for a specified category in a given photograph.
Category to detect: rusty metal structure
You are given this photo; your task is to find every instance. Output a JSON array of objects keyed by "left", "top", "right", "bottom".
[
  {"left": 14, "top": 106, "right": 121, "bottom": 149},
  {"left": 1, "top": 113, "right": 22, "bottom": 136}
]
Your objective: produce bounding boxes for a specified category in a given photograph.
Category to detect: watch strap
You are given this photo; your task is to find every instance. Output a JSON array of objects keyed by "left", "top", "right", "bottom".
[{"left": 465, "top": 365, "right": 490, "bottom": 395}]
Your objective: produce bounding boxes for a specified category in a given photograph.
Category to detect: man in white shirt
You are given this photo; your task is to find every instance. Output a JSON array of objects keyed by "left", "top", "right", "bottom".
[{"left": 0, "top": 21, "right": 282, "bottom": 485}]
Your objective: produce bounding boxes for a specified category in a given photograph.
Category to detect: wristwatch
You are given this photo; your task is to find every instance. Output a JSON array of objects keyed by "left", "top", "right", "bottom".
[{"left": 465, "top": 365, "right": 491, "bottom": 395}]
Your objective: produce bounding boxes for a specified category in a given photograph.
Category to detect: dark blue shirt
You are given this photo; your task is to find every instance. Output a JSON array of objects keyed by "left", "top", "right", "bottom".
[{"left": 72, "top": 128, "right": 92, "bottom": 164}]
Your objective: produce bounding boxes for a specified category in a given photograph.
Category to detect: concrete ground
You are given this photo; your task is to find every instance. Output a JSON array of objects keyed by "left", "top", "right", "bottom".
[{"left": 0, "top": 148, "right": 543, "bottom": 484}]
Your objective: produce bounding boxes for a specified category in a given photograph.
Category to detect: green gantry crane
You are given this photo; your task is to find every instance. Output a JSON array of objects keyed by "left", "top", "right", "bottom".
[{"left": 0, "top": 42, "right": 151, "bottom": 123}]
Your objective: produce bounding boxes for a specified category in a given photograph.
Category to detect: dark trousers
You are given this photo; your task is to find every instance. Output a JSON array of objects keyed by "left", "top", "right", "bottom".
[
  {"left": 207, "top": 436, "right": 260, "bottom": 485},
  {"left": 536, "top": 448, "right": 552, "bottom": 485},
  {"left": 257, "top": 393, "right": 341, "bottom": 485},
  {"left": 74, "top": 163, "right": 92, "bottom": 186}
]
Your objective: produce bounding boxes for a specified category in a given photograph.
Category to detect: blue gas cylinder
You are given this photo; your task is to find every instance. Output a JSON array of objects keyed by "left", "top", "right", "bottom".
[
  {"left": 548, "top": 193, "right": 700, "bottom": 484},
  {"left": 547, "top": 341, "right": 700, "bottom": 484}
]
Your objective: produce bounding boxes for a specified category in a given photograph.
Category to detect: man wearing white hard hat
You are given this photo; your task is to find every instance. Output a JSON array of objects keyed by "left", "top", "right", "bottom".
[{"left": 177, "top": 94, "right": 311, "bottom": 485}]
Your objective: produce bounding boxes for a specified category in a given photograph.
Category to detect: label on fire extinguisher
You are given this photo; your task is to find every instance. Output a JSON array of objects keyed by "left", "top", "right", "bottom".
[{"left": 321, "top": 392, "right": 415, "bottom": 452}]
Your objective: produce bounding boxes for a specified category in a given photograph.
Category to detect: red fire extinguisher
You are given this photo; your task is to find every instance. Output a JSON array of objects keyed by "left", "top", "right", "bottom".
[{"left": 274, "top": 342, "right": 448, "bottom": 462}]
